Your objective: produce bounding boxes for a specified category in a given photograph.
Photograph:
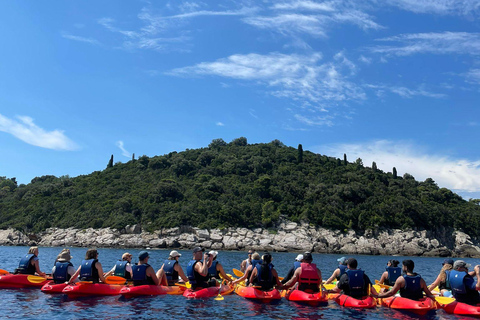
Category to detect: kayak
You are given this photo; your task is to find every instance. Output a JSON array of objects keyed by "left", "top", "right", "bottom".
[
  {"left": 380, "top": 296, "right": 436, "bottom": 315},
  {"left": 183, "top": 284, "right": 233, "bottom": 299},
  {"left": 284, "top": 289, "right": 328, "bottom": 306},
  {"left": 0, "top": 274, "right": 48, "bottom": 288},
  {"left": 439, "top": 300, "right": 480, "bottom": 317},
  {"left": 62, "top": 282, "right": 123, "bottom": 298},
  {"left": 235, "top": 285, "right": 281, "bottom": 303},
  {"left": 334, "top": 294, "right": 377, "bottom": 308},
  {"left": 120, "top": 285, "right": 168, "bottom": 298},
  {"left": 41, "top": 281, "right": 68, "bottom": 294},
  {"left": 164, "top": 285, "right": 187, "bottom": 295}
]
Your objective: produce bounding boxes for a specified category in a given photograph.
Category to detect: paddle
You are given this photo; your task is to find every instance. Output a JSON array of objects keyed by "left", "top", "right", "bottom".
[
  {"left": 375, "top": 280, "right": 391, "bottom": 290},
  {"left": 104, "top": 276, "right": 126, "bottom": 285},
  {"left": 0, "top": 269, "right": 9, "bottom": 275},
  {"left": 435, "top": 296, "right": 455, "bottom": 305},
  {"left": 233, "top": 269, "right": 244, "bottom": 277},
  {"left": 175, "top": 282, "right": 191, "bottom": 288},
  {"left": 27, "top": 275, "right": 48, "bottom": 284},
  {"left": 214, "top": 282, "right": 224, "bottom": 300}
]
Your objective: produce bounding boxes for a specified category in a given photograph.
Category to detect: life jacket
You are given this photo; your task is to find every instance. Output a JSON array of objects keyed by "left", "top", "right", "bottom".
[
  {"left": 385, "top": 266, "right": 402, "bottom": 286},
  {"left": 53, "top": 261, "right": 73, "bottom": 284},
  {"left": 208, "top": 260, "right": 220, "bottom": 279},
  {"left": 114, "top": 261, "right": 131, "bottom": 279},
  {"left": 163, "top": 259, "right": 179, "bottom": 285},
  {"left": 337, "top": 264, "right": 347, "bottom": 280},
  {"left": 400, "top": 274, "right": 423, "bottom": 301},
  {"left": 254, "top": 263, "right": 275, "bottom": 290},
  {"left": 17, "top": 254, "right": 36, "bottom": 275},
  {"left": 80, "top": 259, "right": 99, "bottom": 283},
  {"left": 186, "top": 260, "right": 209, "bottom": 289},
  {"left": 132, "top": 263, "right": 155, "bottom": 286},
  {"left": 293, "top": 261, "right": 301, "bottom": 270},
  {"left": 245, "top": 259, "right": 263, "bottom": 285},
  {"left": 450, "top": 270, "right": 480, "bottom": 305},
  {"left": 439, "top": 270, "right": 451, "bottom": 290},
  {"left": 298, "top": 263, "right": 320, "bottom": 293},
  {"left": 346, "top": 269, "right": 365, "bottom": 298}
]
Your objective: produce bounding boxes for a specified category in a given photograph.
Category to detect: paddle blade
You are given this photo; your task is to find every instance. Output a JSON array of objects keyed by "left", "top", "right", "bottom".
[
  {"left": 233, "top": 269, "right": 244, "bottom": 277},
  {"left": 436, "top": 296, "right": 455, "bottom": 305},
  {"left": 214, "top": 295, "right": 224, "bottom": 300},
  {"left": 105, "top": 276, "right": 126, "bottom": 285},
  {"left": 0, "top": 269, "right": 9, "bottom": 275},
  {"left": 175, "top": 282, "right": 191, "bottom": 288},
  {"left": 27, "top": 275, "right": 47, "bottom": 284}
]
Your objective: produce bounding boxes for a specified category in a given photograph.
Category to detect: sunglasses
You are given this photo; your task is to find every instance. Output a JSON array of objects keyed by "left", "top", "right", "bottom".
[{"left": 248, "top": 252, "right": 253, "bottom": 254}]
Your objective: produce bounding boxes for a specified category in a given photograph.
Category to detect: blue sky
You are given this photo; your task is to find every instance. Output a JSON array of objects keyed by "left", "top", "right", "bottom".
[{"left": 1, "top": 0, "right": 480, "bottom": 200}]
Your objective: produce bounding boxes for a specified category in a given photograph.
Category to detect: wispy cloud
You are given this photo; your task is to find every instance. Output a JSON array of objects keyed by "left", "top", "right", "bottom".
[
  {"left": 295, "top": 114, "right": 334, "bottom": 126},
  {"left": 382, "top": 0, "right": 480, "bottom": 16},
  {"left": 465, "top": 68, "right": 480, "bottom": 84},
  {"left": 370, "top": 32, "right": 480, "bottom": 56},
  {"left": 116, "top": 140, "right": 131, "bottom": 158},
  {"left": 216, "top": 122, "right": 225, "bottom": 126},
  {"left": 0, "top": 114, "right": 77, "bottom": 150},
  {"left": 318, "top": 140, "right": 480, "bottom": 193},
  {"left": 61, "top": 33, "right": 100, "bottom": 45},
  {"left": 364, "top": 84, "right": 446, "bottom": 98}
]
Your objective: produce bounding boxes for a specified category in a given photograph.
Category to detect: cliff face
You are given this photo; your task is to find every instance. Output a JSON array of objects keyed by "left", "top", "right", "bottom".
[{"left": 1, "top": 223, "right": 479, "bottom": 258}]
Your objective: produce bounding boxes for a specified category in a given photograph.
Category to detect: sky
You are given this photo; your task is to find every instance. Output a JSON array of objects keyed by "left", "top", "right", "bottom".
[{"left": 1, "top": 0, "right": 480, "bottom": 200}]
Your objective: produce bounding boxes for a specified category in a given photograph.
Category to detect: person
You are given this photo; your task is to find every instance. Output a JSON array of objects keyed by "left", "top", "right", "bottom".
[
  {"left": 15, "top": 246, "right": 46, "bottom": 276},
  {"left": 156, "top": 250, "right": 188, "bottom": 286},
  {"left": 282, "top": 252, "right": 322, "bottom": 293},
  {"left": 52, "top": 248, "right": 76, "bottom": 284},
  {"left": 68, "top": 248, "right": 106, "bottom": 284},
  {"left": 449, "top": 260, "right": 480, "bottom": 305},
  {"left": 248, "top": 253, "right": 282, "bottom": 291},
  {"left": 186, "top": 247, "right": 212, "bottom": 290},
  {"left": 240, "top": 249, "right": 254, "bottom": 273},
  {"left": 206, "top": 251, "right": 234, "bottom": 286},
  {"left": 104, "top": 252, "right": 133, "bottom": 279},
  {"left": 232, "top": 252, "right": 262, "bottom": 286},
  {"left": 378, "top": 259, "right": 401, "bottom": 286},
  {"left": 132, "top": 251, "right": 159, "bottom": 286},
  {"left": 325, "top": 256, "right": 347, "bottom": 284},
  {"left": 428, "top": 258, "right": 454, "bottom": 297},
  {"left": 281, "top": 254, "right": 304, "bottom": 284},
  {"left": 374, "top": 259, "right": 435, "bottom": 301},
  {"left": 327, "top": 258, "right": 376, "bottom": 298}
]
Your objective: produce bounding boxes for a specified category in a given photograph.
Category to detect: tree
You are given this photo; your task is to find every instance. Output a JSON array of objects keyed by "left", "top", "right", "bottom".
[
  {"left": 372, "top": 162, "right": 377, "bottom": 171},
  {"left": 344, "top": 154, "right": 347, "bottom": 165},
  {"left": 393, "top": 167, "right": 397, "bottom": 179},
  {"left": 209, "top": 138, "right": 227, "bottom": 149},
  {"left": 107, "top": 155, "right": 114, "bottom": 168},
  {"left": 231, "top": 137, "right": 248, "bottom": 146},
  {"left": 297, "top": 144, "right": 303, "bottom": 164},
  {"left": 132, "top": 153, "right": 135, "bottom": 161}
]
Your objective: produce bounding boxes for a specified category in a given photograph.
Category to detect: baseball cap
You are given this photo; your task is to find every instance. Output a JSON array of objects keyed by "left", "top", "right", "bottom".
[
  {"left": 170, "top": 250, "right": 181, "bottom": 258},
  {"left": 442, "top": 258, "right": 454, "bottom": 266},
  {"left": 295, "top": 254, "right": 304, "bottom": 261},
  {"left": 337, "top": 257, "right": 346, "bottom": 264},
  {"left": 138, "top": 251, "right": 149, "bottom": 260},
  {"left": 193, "top": 247, "right": 204, "bottom": 253},
  {"left": 454, "top": 260, "right": 471, "bottom": 270},
  {"left": 208, "top": 250, "right": 218, "bottom": 258}
]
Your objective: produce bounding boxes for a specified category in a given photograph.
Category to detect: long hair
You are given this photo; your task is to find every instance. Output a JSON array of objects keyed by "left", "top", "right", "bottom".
[
  {"left": 28, "top": 246, "right": 38, "bottom": 255},
  {"left": 439, "top": 263, "right": 453, "bottom": 282},
  {"left": 85, "top": 249, "right": 98, "bottom": 260}
]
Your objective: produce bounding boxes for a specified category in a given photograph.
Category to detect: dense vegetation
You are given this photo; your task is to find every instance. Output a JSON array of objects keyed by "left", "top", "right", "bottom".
[{"left": 0, "top": 138, "right": 479, "bottom": 236}]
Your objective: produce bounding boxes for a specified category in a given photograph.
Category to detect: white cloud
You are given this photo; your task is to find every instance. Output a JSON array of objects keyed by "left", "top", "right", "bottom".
[
  {"left": 465, "top": 68, "right": 480, "bottom": 84},
  {"left": 272, "top": 1, "right": 335, "bottom": 12},
  {"left": 382, "top": 0, "right": 480, "bottom": 16},
  {"left": 61, "top": 33, "right": 100, "bottom": 45},
  {"left": 294, "top": 114, "right": 334, "bottom": 126},
  {"left": 0, "top": 114, "right": 77, "bottom": 151},
  {"left": 364, "top": 84, "right": 446, "bottom": 98},
  {"left": 318, "top": 140, "right": 480, "bottom": 193},
  {"left": 116, "top": 140, "right": 131, "bottom": 158},
  {"left": 216, "top": 122, "right": 225, "bottom": 126},
  {"left": 359, "top": 55, "right": 372, "bottom": 64},
  {"left": 370, "top": 32, "right": 480, "bottom": 56}
]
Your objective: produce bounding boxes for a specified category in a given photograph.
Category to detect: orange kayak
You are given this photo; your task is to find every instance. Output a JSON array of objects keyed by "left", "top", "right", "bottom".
[
  {"left": 0, "top": 274, "right": 48, "bottom": 288},
  {"left": 284, "top": 289, "right": 328, "bottom": 306},
  {"left": 380, "top": 296, "right": 436, "bottom": 315},
  {"left": 334, "top": 294, "right": 377, "bottom": 308},
  {"left": 63, "top": 282, "right": 123, "bottom": 298},
  {"left": 235, "top": 285, "right": 281, "bottom": 303}
]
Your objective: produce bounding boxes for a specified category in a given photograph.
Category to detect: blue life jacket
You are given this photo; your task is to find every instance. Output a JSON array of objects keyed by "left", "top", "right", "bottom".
[
  {"left": 187, "top": 260, "right": 198, "bottom": 284},
  {"left": 254, "top": 263, "right": 274, "bottom": 290},
  {"left": 245, "top": 259, "right": 263, "bottom": 285},
  {"left": 163, "top": 259, "right": 178, "bottom": 283},
  {"left": 450, "top": 270, "right": 467, "bottom": 295},
  {"left": 440, "top": 270, "right": 451, "bottom": 290},
  {"left": 386, "top": 266, "right": 402, "bottom": 286},
  {"left": 337, "top": 265, "right": 347, "bottom": 280},
  {"left": 132, "top": 263, "right": 154, "bottom": 286},
  {"left": 80, "top": 259, "right": 99, "bottom": 283},
  {"left": 208, "top": 260, "right": 219, "bottom": 279},
  {"left": 400, "top": 274, "right": 423, "bottom": 300},
  {"left": 53, "top": 261, "right": 73, "bottom": 284},
  {"left": 17, "top": 254, "right": 36, "bottom": 275},
  {"left": 114, "top": 261, "right": 131, "bottom": 279},
  {"left": 346, "top": 269, "right": 365, "bottom": 297},
  {"left": 294, "top": 261, "right": 301, "bottom": 270},
  {"left": 251, "top": 259, "right": 262, "bottom": 268},
  {"left": 186, "top": 260, "right": 209, "bottom": 288}
]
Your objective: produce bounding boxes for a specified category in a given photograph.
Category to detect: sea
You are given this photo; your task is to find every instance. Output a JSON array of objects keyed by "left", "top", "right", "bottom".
[{"left": 0, "top": 246, "right": 477, "bottom": 320}]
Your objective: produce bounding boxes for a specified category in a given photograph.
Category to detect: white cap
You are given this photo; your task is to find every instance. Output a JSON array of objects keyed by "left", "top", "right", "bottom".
[
  {"left": 209, "top": 250, "right": 218, "bottom": 258},
  {"left": 170, "top": 250, "right": 182, "bottom": 258},
  {"left": 295, "top": 254, "right": 304, "bottom": 261}
]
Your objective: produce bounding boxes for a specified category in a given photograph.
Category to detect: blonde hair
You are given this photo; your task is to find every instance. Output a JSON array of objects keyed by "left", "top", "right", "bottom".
[
  {"left": 28, "top": 246, "right": 38, "bottom": 255},
  {"left": 439, "top": 263, "right": 453, "bottom": 282}
]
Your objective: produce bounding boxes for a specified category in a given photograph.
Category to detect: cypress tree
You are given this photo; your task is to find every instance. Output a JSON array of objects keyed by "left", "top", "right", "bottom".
[
  {"left": 343, "top": 153, "right": 347, "bottom": 165},
  {"left": 297, "top": 144, "right": 303, "bottom": 164},
  {"left": 107, "top": 155, "right": 114, "bottom": 168},
  {"left": 132, "top": 153, "right": 135, "bottom": 161},
  {"left": 372, "top": 161, "right": 377, "bottom": 171},
  {"left": 393, "top": 167, "right": 397, "bottom": 179}
]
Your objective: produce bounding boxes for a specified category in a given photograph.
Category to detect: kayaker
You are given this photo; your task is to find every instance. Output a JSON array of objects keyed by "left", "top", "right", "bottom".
[
  {"left": 240, "top": 249, "right": 254, "bottom": 273},
  {"left": 449, "top": 260, "right": 480, "bottom": 305},
  {"left": 325, "top": 256, "right": 347, "bottom": 284},
  {"left": 186, "top": 247, "right": 212, "bottom": 290},
  {"left": 68, "top": 248, "right": 106, "bottom": 284},
  {"left": 374, "top": 259, "right": 435, "bottom": 300},
  {"left": 104, "top": 252, "right": 133, "bottom": 279},
  {"left": 281, "top": 254, "right": 304, "bottom": 284},
  {"left": 206, "top": 250, "right": 234, "bottom": 286},
  {"left": 428, "top": 258, "right": 454, "bottom": 297},
  {"left": 248, "top": 253, "right": 282, "bottom": 291},
  {"left": 327, "top": 258, "right": 376, "bottom": 298},
  {"left": 52, "top": 248, "right": 76, "bottom": 284},
  {"left": 281, "top": 252, "right": 322, "bottom": 293},
  {"left": 232, "top": 252, "right": 262, "bottom": 286},
  {"left": 156, "top": 250, "right": 188, "bottom": 286},
  {"left": 132, "top": 251, "right": 159, "bottom": 286},
  {"left": 15, "top": 246, "right": 46, "bottom": 276},
  {"left": 378, "top": 259, "right": 401, "bottom": 286}
]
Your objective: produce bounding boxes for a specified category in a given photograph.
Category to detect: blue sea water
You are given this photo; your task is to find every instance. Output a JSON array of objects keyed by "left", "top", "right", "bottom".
[{"left": 0, "top": 246, "right": 478, "bottom": 319}]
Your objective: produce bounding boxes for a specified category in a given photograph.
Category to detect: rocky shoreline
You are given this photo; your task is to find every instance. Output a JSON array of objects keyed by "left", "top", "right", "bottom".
[{"left": 1, "top": 222, "right": 479, "bottom": 258}]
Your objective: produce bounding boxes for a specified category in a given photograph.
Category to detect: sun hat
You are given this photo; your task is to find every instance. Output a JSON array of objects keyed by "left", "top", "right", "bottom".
[
  {"left": 138, "top": 251, "right": 149, "bottom": 260},
  {"left": 208, "top": 250, "right": 218, "bottom": 258},
  {"left": 170, "top": 250, "right": 182, "bottom": 258},
  {"left": 453, "top": 260, "right": 471, "bottom": 270},
  {"left": 193, "top": 247, "right": 204, "bottom": 253},
  {"left": 442, "top": 258, "right": 454, "bottom": 266},
  {"left": 122, "top": 252, "right": 132, "bottom": 260},
  {"left": 57, "top": 249, "right": 72, "bottom": 262},
  {"left": 295, "top": 254, "right": 304, "bottom": 261}
]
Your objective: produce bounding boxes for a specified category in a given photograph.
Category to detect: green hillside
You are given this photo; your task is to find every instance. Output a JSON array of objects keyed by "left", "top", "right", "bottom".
[{"left": 1, "top": 138, "right": 479, "bottom": 236}]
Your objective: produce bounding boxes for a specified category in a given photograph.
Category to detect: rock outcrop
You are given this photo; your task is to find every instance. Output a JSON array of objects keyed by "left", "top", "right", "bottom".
[{"left": 1, "top": 223, "right": 480, "bottom": 257}]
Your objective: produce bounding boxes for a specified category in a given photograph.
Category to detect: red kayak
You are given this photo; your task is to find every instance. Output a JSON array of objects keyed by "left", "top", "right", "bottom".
[
  {"left": 183, "top": 286, "right": 220, "bottom": 299},
  {"left": 440, "top": 300, "right": 480, "bottom": 318},
  {"left": 0, "top": 274, "right": 48, "bottom": 288},
  {"left": 334, "top": 294, "right": 377, "bottom": 308},
  {"left": 120, "top": 285, "right": 168, "bottom": 298},
  {"left": 284, "top": 289, "right": 328, "bottom": 306},
  {"left": 41, "top": 281, "right": 68, "bottom": 294},
  {"left": 380, "top": 296, "right": 436, "bottom": 315},
  {"left": 235, "top": 285, "right": 282, "bottom": 303},
  {"left": 62, "top": 282, "right": 123, "bottom": 298}
]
